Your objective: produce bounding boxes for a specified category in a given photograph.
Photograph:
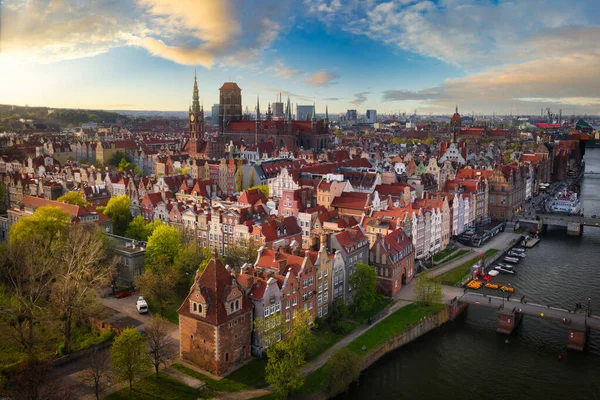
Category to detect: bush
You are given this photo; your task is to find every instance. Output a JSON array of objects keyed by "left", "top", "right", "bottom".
[
  {"left": 332, "top": 320, "right": 353, "bottom": 335},
  {"left": 322, "top": 348, "right": 361, "bottom": 397},
  {"left": 313, "top": 317, "right": 325, "bottom": 332}
]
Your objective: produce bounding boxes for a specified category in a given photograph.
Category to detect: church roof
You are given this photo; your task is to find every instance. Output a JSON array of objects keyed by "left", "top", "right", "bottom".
[{"left": 220, "top": 82, "right": 241, "bottom": 91}]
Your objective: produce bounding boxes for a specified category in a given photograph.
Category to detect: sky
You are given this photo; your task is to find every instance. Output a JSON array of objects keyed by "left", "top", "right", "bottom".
[{"left": 0, "top": 0, "right": 599, "bottom": 116}]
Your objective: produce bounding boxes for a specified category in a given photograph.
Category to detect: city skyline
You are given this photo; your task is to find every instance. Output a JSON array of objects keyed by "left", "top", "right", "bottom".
[{"left": 1, "top": 0, "right": 599, "bottom": 115}]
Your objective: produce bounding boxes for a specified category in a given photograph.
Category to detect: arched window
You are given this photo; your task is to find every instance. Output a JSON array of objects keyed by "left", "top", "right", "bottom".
[
  {"left": 193, "top": 303, "right": 197, "bottom": 312},
  {"left": 235, "top": 300, "right": 240, "bottom": 310},
  {"left": 230, "top": 302, "right": 234, "bottom": 312},
  {"left": 198, "top": 304, "right": 203, "bottom": 313}
]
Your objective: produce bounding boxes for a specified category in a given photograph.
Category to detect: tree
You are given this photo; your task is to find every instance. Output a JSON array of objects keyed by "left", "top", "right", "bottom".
[
  {"left": 248, "top": 184, "right": 269, "bottom": 198},
  {"left": 57, "top": 191, "right": 90, "bottom": 206},
  {"left": 5, "top": 357, "right": 73, "bottom": 400},
  {"left": 145, "top": 316, "right": 174, "bottom": 378},
  {"left": 1, "top": 207, "right": 70, "bottom": 352},
  {"left": 135, "top": 256, "right": 180, "bottom": 317},
  {"left": 108, "top": 151, "right": 130, "bottom": 167},
  {"left": 82, "top": 346, "right": 111, "bottom": 400},
  {"left": 253, "top": 312, "right": 285, "bottom": 353},
  {"left": 175, "top": 244, "right": 210, "bottom": 289},
  {"left": 99, "top": 195, "right": 132, "bottom": 236},
  {"left": 118, "top": 157, "right": 142, "bottom": 176},
  {"left": 51, "top": 224, "right": 116, "bottom": 354},
  {"left": 248, "top": 168, "right": 255, "bottom": 187},
  {"left": 350, "top": 262, "right": 379, "bottom": 312},
  {"left": 145, "top": 224, "right": 182, "bottom": 267},
  {"left": 235, "top": 162, "right": 244, "bottom": 192},
  {"left": 265, "top": 310, "right": 313, "bottom": 399},
  {"left": 223, "top": 239, "right": 259, "bottom": 271},
  {"left": 0, "top": 181, "right": 7, "bottom": 213},
  {"left": 9, "top": 206, "right": 70, "bottom": 244},
  {"left": 322, "top": 348, "right": 361, "bottom": 397},
  {"left": 414, "top": 271, "right": 442, "bottom": 306},
  {"left": 110, "top": 328, "right": 151, "bottom": 390},
  {"left": 125, "top": 215, "right": 162, "bottom": 242}
]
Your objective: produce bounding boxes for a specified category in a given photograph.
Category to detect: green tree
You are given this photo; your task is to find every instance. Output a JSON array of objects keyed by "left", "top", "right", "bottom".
[
  {"left": 235, "top": 161, "right": 244, "bottom": 192},
  {"left": 265, "top": 310, "right": 313, "bottom": 399},
  {"left": 125, "top": 215, "right": 162, "bottom": 241},
  {"left": 57, "top": 191, "right": 90, "bottom": 206},
  {"left": 350, "top": 262, "right": 379, "bottom": 312},
  {"left": 223, "top": 239, "right": 259, "bottom": 271},
  {"left": 175, "top": 244, "right": 210, "bottom": 288},
  {"left": 98, "top": 195, "right": 132, "bottom": 236},
  {"left": 9, "top": 206, "right": 71, "bottom": 244},
  {"left": 145, "top": 224, "right": 182, "bottom": 267},
  {"left": 135, "top": 255, "right": 180, "bottom": 317},
  {"left": 118, "top": 157, "right": 142, "bottom": 176},
  {"left": 248, "top": 184, "right": 269, "bottom": 198},
  {"left": 322, "top": 348, "right": 361, "bottom": 397},
  {"left": 110, "top": 328, "right": 151, "bottom": 390},
  {"left": 414, "top": 271, "right": 443, "bottom": 306},
  {"left": 248, "top": 168, "right": 255, "bottom": 187},
  {"left": 253, "top": 312, "right": 285, "bottom": 353},
  {"left": 108, "top": 151, "right": 130, "bottom": 167}
]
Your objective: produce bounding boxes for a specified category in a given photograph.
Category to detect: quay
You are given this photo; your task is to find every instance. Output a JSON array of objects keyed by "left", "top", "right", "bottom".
[
  {"left": 458, "top": 292, "right": 599, "bottom": 351},
  {"left": 525, "top": 238, "right": 540, "bottom": 248}
]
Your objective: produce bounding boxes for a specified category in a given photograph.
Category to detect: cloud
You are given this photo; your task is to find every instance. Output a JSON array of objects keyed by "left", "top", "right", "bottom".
[
  {"left": 307, "top": 0, "right": 600, "bottom": 67},
  {"left": 0, "top": 0, "right": 292, "bottom": 68},
  {"left": 305, "top": 71, "right": 339, "bottom": 87},
  {"left": 350, "top": 92, "right": 369, "bottom": 106},
  {"left": 383, "top": 53, "right": 600, "bottom": 114},
  {"left": 270, "top": 60, "right": 301, "bottom": 79},
  {"left": 323, "top": 97, "right": 341, "bottom": 101}
]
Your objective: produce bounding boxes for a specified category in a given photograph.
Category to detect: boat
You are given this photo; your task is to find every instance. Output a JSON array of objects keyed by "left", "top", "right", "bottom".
[
  {"left": 496, "top": 263, "right": 514, "bottom": 270},
  {"left": 512, "top": 247, "right": 526, "bottom": 253},
  {"left": 488, "top": 270, "right": 500, "bottom": 277},
  {"left": 504, "top": 257, "right": 520, "bottom": 264},
  {"left": 495, "top": 266, "right": 515, "bottom": 274},
  {"left": 551, "top": 190, "right": 581, "bottom": 214},
  {"left": 507, "top": 250, "right": 526, "bottom": 258}
]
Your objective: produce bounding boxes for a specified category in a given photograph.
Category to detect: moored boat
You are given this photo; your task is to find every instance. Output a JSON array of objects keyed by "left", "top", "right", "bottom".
[
  {"left": 488, "top": 270, "right": 500, "bottom": 277},
  {"left": 495, "top": 266, "right": 515, "bottom": 274},
  {"left": 504, "top": 256, "right": 520, "bottom": 264},
  {"left": 508, "top": 250, "right": 526, "bottom": 258}
]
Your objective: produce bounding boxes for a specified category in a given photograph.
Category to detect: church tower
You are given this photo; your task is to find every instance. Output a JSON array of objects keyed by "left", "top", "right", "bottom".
[{"left": 189, "top": 71, "right": 205, "bottom": 158}]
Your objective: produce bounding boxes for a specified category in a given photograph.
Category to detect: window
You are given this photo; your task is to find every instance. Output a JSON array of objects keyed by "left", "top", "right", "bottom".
[
  {"left": 292, "top": 297, "right": 297, "bottom": 306},
  {"left": 225, "top": 353, "right": 229, "bottom": 361},
  {"left": 318, "top": 271, "right": 322, "bottom": 280},
  {"left": 324, "top": 281, "right": 328, "bottom": 291},
  {"left": 286, "top": 300, "right": 290, "bottom": 309},
  {"left": 286, "top": 312, "right": 290, "bottom": 322},
  {"left": 264, "top": 308, "right": 269, "bottom": 317},
  {"left": 324, "top": 269, "right": 328, "bottom": 277}
]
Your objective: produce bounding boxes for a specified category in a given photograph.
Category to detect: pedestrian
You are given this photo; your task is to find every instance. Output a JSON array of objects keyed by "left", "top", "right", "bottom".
[{"left": 489, "top": 297, "right": 492, "bottom": 304}]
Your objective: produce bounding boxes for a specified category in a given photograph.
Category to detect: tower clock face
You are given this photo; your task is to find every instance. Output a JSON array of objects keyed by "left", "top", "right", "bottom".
[{"left": 190, "top": 114, "right": 195, "bottom": 122}]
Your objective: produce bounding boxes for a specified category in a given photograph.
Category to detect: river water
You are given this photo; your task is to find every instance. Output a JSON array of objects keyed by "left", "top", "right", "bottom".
[{"left": 339, "top": 148, "right": 600, "bottom": 400}]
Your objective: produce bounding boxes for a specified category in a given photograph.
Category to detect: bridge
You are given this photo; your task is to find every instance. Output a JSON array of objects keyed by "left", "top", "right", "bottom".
[
  {"left": 537, "top": 213, "right": 600, "bottom": 236},
  {"left": 583, "top": 171, "right": 600, "bottom": 175},
  {"left": 458, "top": 292, "right": 600, "bottom": 351}
]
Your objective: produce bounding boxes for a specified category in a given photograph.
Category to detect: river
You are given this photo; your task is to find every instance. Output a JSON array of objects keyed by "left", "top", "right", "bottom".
[{"left": 338, "top": 148, "right": 600, "bottom": 400}]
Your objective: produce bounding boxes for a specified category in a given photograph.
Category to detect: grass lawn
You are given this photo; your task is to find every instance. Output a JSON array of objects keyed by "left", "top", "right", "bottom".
[
  {"left": 172, "top": 363, "right": 256, "bottom": 393},
  {"left": 346, "top": 303, "right": 445, "bottom": 356},
  {"left": 225, "top": 358, "right": 268, "bottom": 388},
  {"left": 105, "top": 373, "right": 201, "bottom": 400},
  {"left": 442, "top": 249, "right": 471, "bottom": 263},
  {"left": 437, "top": 249, "right": 499, "bottom": 286},
  {"left": 432, "top": 247, "right": 456, "bottom": 261},
  {"left": 348, "top": 296, "right": 392, "bottom": 324}
]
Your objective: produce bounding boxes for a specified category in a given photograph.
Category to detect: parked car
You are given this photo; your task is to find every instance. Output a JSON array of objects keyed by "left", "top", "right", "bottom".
[
  {"left": 136, "top": 296, "right": 148, "bottom": 314},
  {"left": 116, "top": 290, "right": 132, "bottom": 298}
]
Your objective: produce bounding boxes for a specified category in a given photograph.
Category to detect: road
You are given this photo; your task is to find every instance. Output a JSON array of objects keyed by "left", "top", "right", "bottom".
[{"left": 50, "top": 295, "right": 180, "bottom": 399}]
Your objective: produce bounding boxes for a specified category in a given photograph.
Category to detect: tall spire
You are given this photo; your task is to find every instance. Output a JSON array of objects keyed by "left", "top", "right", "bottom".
[
  {"left": 325, "top": 105, "right": 329, "bottom": 122},
  {"left": 192, "top": 69, "right": 200, "bottom": 113},
  {"left": 311, "top": 103, "right": 316, "bottom": 121},
  {"left": 286, "top": 96, "right": 292, "bottom": 120},
  {"left": 455, "top": 104, "right": 458, "bottom": 114},
  {"left": 256, "top": 96, "right": 261, "bottom": 121}
]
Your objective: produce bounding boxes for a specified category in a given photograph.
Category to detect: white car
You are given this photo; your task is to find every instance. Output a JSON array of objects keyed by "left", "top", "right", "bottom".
[{"left": 136, "top": 296, "right": 148, "bottom": 314}]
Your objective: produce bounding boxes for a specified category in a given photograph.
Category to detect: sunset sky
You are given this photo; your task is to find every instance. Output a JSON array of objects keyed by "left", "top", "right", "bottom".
[{"left": 1, "top": 0, "right": 599, "bottom": 115}]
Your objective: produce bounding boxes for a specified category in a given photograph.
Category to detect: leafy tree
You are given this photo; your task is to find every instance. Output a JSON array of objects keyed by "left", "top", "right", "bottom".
[
  {"left": 181, "top": 167, "right": 190, "bottom": 175},
  {"left": 248, "top": 168, "right": 255, "bottom": 187},
  {"left": 118, "top": 157, "right": 142, "bottom": 176},
  {"left": 145, "top": 316, "right": 174, "bottom": 378},
  {"left": 175, "top": 244, "right": 210, "bottom": 289},
  {"left": 253, "top": 312, "right": 285, "bottom": 353},
  {"left": 350, "top": 262, "right": 379, "bottom": 312},
  {"left": 330, "top": 297, "right": 349, "bottom": 324},
  {"left": 110, "top": 328, "right": 151, "bottom": 390},
  {"left": 136, "top": 256, "right": 180, "bottom": 317},
  {"left": 235, "top": 162, "right": 244, "bottom": 192},
  {"left": 57, "top": 191, "right": 90, "bottom": 206},
  {"left": 9, "top": 206, "right": 70, "bottom": 244},
  {"left": 108, "top": 151, "right": 130, "bottom": 167},
  {"left": 414, "top": 271, "right": 442, "bottom": 306},
  {"left": 265, "top": 310, "right": 313, "bottom": 399},
  {"left": 145, "top": 224, "right": 182, "bottom": 267},
  {"left": 125, "top": 215, "right": 162, "bottom": 241},
  {"left": 248, "top": 184, "right": 269, "bottom": 198},
  {"left": 0, "top": 181, "right": 7, "bottom": 213},
  {"left": 51, "top": 224, "right": 116, "bottom": 354},
  {"left": 223, "top": 239, "right": 259, "bottom": 271},
  {"left": 322, "top": 348, "right": 361, "bottom": 397},
  {"left": 98, "top": 195, "right": 132, "bottom": 236}
]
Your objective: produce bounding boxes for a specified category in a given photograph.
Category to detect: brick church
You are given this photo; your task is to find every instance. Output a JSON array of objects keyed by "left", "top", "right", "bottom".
[
  {"left": 177, "top": 254, "right": 253, "bottom": 375},
  {"left": 184, "top": 73, "right": 334, "bottom": 159}
]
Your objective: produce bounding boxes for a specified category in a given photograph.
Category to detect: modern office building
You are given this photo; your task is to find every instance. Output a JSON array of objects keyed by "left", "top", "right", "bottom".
[
  {"left": 297, "top": 105, "right": 314, "bottom": 121},
  {"left": 367, "top": 109, "right": 377, "bottom": 124}
]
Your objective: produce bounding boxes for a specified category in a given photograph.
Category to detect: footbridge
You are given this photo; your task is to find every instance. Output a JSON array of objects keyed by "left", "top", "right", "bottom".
[{"left": 458, "top": 292, "right": 599, "bottom": 351}]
